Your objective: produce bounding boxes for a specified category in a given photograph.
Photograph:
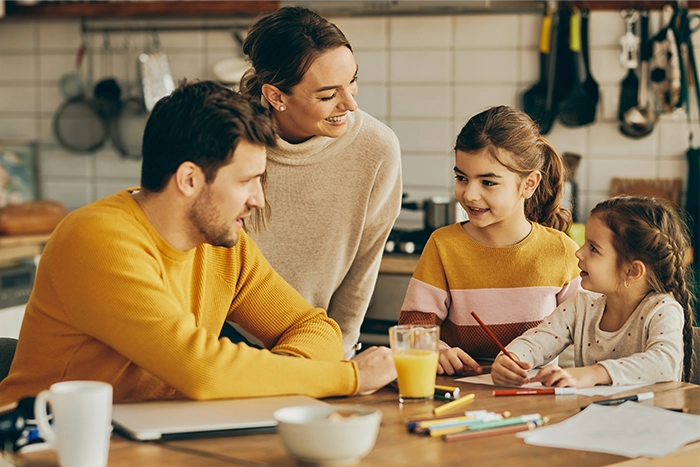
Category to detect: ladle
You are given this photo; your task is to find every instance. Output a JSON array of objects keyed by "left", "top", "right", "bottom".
[{"left": 622, "top": 9, "right": 657, "bottom": 137}]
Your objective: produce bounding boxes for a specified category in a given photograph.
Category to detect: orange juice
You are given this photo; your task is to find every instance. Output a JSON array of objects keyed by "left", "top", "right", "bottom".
[{"left": 393, "top": 349, "right": 439, "bottom": 400}]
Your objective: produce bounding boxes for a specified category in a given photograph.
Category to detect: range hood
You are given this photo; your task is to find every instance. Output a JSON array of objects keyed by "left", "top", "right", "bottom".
[{"left": 281, "top": 1, "right": 545, "bottom": 17}]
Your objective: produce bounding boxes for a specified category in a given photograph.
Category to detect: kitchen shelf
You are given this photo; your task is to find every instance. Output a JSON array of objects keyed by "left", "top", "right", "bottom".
[
  {"left": 4, "top": 0, "right": 698, "bottom": 19},
  {"left": 2, "top": 1, "right": 279, "bottom": 18},
  {"left": 566, "top": 1, "right": 700, "bottom": 9}
]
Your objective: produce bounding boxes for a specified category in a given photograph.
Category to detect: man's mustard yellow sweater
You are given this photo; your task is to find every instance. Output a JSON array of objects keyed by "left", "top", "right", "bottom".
[{"left": 0, "top": 190, "right": 358, "bottom": 406}]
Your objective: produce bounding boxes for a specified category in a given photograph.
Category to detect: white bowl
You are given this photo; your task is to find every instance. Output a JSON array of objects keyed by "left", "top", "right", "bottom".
[{"left": 274, "top": 404, "right": 382, "bottom": 465}]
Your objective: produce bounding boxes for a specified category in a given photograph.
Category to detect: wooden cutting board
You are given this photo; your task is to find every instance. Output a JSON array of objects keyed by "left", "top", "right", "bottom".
[
  {"left": 0, "top": 233, "right": 51, "bottom": 248},
  {"left": 0, "top": 233, "right": 51, "bottom": 265}
]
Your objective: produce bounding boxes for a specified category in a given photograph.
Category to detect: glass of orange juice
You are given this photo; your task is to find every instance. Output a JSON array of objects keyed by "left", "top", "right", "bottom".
[{"left": 389, "top": 325, "right": 439, "bottom": 403}]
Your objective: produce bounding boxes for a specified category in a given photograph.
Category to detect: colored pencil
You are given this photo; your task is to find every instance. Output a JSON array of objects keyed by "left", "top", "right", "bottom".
[
  {"left": 433, "top": 393, "right": 476, "bottom": 416},
  {"left": 470, "top": 311, "right": 518, "bottom": 364},
  {"left": 444, "top": 417, "right": 546, "bottom": 442},
  {"left": 427, "top": 413, "right": 506, "bottom": 437}
]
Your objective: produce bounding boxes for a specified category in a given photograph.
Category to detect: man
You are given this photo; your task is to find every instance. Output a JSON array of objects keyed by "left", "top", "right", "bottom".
[{"left": 0, "top": 81, "right": 395, "bottom": 406}]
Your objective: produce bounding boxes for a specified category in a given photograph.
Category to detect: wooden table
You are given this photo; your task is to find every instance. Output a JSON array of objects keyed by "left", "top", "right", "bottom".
[{"left": 17, "top": 378, "right": 700, "bottom": 467}]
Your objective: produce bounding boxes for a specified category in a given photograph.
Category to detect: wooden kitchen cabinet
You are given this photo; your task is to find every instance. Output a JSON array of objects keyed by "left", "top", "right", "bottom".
[{"left": 2, "top": 1, "right": 279, "bottom": 18}]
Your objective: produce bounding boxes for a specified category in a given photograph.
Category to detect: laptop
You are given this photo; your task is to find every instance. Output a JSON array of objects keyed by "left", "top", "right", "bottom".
[{"left": 112, "top": 394, "right": 327, "bottom": 441}]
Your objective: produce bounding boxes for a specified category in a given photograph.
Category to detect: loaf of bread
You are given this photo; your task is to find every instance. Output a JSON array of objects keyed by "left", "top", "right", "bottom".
[{"left": 0, "top": 200, "right": 69, "bottom": 235}]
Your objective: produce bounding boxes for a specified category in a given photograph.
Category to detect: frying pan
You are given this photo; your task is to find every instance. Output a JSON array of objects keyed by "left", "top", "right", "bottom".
[
  {"left": 53, "top": 45, "right": 107, "bottom": 153},
  {"left": 111, "top": 38, "right": 148, "bottom": 160}
]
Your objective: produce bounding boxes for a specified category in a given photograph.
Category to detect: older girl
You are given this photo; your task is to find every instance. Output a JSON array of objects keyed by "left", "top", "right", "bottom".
[{"left": 399, "top": 105, "right": 581, "bottom": 375}]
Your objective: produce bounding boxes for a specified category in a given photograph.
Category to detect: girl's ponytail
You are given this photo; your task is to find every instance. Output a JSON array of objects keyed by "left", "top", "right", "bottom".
[{"left": 526, "top": 138, "right": 571, "bottom": 232}]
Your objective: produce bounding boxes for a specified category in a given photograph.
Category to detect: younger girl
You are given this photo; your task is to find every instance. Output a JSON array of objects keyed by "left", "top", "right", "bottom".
[
  {"left": 398, "top": 105, "right": 581, "bottom": 375},
  {"left": 492, "top": 196, "right": 694, "bottom": 387}
]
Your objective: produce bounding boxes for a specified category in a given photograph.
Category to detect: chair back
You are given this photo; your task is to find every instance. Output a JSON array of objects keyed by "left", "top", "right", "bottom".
[
  {"left": 0, "top": 337, "right": 18, "bottom": 382},
  {"left": 692, "top": 327, "right": 700, "bottom": 385}
]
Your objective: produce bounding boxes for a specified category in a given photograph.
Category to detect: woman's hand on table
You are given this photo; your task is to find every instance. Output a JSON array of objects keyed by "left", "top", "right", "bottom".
[
  {"left": 491, "top": 353, "right": 531, "bottom": 386},
  {"left": 438, "top": 347, "right": 482, "bottom": 376}
]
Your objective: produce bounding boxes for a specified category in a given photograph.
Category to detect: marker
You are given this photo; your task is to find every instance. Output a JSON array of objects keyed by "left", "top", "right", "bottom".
[
  {"left": 427, "top": 413, "right": 505, "bottom": 437},
  {"left": 434, "top": 386, "right": 460, "bottom": 400},
  {"left": 580, "top": 405, "right": 689, "bottom": 413},
  {"left": 592, "top": 391, "right": 654, "bottom": 406},
  {"left": 433, "top": 393, "right": 476, "bottom": 416},
  {"left": 435, "top": 384, "right": 460, "bottom": 393},
  {"left": 470, "top": 311, "right": 518, "bottom": 364},
  {"left": 444, "top": 417, "right": 547, "bottom": 442},
  {"left": 493, "top": 388, "right": 577, "bottom": 396}
]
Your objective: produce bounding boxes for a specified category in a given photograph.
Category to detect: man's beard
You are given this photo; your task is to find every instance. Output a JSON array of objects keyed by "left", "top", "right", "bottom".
[{"left": 188, "top": 187, "right": 239, "bottom": 248}]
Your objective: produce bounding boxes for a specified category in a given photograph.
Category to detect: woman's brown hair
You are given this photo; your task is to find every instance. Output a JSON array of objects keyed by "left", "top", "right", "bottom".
[
  {"left": 592, "top": 196, "right": 695, "bottom": 382},
  {"left": 239, "top": 6, "right": 352, "bottom": 101},
  {"left": 454, "top": 105, "right": 571, "bottom": 232}
]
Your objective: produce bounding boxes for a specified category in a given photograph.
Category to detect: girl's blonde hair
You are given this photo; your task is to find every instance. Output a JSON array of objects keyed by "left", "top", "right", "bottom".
[
  {"left": 591, "top": 196, "right": 695, "bottom": 381},
  {"left": 454, "top": 105, "right": 571, "bottom": 232}
]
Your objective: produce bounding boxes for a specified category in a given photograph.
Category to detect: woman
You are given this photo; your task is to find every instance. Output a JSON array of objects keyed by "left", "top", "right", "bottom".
[{"left": 238, "top": 6, "right": 402, "bottom": 358}]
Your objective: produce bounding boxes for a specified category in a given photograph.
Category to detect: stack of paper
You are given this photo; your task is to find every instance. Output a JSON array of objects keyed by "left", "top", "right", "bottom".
[{"left": 517, "top": 402, "right": 700, "bottom": 458}]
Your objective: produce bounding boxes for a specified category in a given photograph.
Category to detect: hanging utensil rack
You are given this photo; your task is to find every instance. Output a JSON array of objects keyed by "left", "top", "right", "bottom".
[{"left": 80, "top": 19, "right": 250, "bottom": 36}]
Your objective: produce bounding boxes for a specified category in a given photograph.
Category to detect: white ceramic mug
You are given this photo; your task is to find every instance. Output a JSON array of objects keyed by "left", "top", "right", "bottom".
[{"left": 34, "top": 381, "right": 113, "bottom": 467}]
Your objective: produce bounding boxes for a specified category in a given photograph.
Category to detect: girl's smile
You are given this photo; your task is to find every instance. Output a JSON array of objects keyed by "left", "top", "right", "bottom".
[{"left": 454, "top": 148, "right": 540, "bottom": 247}]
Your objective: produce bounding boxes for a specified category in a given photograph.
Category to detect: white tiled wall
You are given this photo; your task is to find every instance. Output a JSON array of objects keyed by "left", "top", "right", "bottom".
[{"left": 0, "top": 11, "right": 695, "bottom": 217}]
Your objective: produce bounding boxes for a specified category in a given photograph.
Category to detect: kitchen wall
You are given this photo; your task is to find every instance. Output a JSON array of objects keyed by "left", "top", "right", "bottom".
[{"left": 0, "top": 10, "right": 697, "bottom": 225}]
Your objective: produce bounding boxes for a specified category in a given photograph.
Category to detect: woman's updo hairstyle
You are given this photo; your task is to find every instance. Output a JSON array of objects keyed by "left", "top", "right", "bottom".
[{"left": 239, "top": 6, "right": 352, "bottom": 101}]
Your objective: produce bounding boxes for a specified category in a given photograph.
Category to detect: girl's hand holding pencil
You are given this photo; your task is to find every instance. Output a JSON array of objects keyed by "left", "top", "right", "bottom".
[
  {"left": 492, "top": 353, "right": 532, "bottom": 386},
  {"left": 470, "top": 311, "right": 532, "bottom": 386}
]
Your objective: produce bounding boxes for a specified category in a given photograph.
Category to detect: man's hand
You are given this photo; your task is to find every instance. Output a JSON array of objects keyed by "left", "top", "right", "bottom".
[
  {"left": 437, "top": 347, "right": 482, "bottom": 375},
  {"left": 491, "top": 353, "right": 531, "bottom": 386},
  {"left": 529, "top": 364, "right": 611, "bottom": 388},
  {"left": 351, "top": 346, "right": 397, "bottom": 395}
]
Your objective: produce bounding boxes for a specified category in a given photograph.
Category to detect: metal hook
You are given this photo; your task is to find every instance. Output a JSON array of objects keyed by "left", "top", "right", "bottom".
[{"left": 151, "top": 30, "right": 161, "bottom": 50}]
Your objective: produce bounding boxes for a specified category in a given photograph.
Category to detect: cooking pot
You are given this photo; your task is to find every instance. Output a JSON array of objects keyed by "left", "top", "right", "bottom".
[
  {"left": 423, "top": 196, "right": 457, "bottom": 230},
  {"left": 401, "top": 195, "right": 466, "bottom": 232}
]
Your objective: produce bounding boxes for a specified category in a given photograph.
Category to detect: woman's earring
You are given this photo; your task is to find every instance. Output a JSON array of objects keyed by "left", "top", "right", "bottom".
[
  {"left": 624, "top": 281, "right": 630, "bottom": 288},
  {"left": 279, "top": 105, "right": 286, "bottom": 111}
]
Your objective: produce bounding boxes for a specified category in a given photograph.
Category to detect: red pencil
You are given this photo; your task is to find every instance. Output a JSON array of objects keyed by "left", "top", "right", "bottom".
[
  {"left": 493, "top": 388, "right": 577, "bottom": 396},
  {"left": 470, "top": 311, "right": 518, "bottom": 364}
]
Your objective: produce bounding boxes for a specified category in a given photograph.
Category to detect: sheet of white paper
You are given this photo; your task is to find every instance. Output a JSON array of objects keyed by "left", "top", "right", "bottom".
[
  {"left": 517, "top": 402, "right": 700, "bottom": 458},
  {"left": 454, "top": 372, "right": 653, "bottom": 396}
]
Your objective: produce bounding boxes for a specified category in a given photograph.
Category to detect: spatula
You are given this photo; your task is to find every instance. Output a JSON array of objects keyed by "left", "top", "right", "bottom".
[
  {"left": 558, "top": 8, "right": 597, "bottom": 126},
  {"left": 618, "top": 10, "right": 639, "bottom": 122},
  {"left": 580, "top": 10, "right": 599, "bottom": 117},
  {"left": 522, "top": 8, "right": 552, "bottom": 131}
]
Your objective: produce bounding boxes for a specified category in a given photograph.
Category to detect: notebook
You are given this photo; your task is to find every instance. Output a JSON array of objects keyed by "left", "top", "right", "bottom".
[{"left": 112, "top": 394, "right": 327, "bottom": 441}]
